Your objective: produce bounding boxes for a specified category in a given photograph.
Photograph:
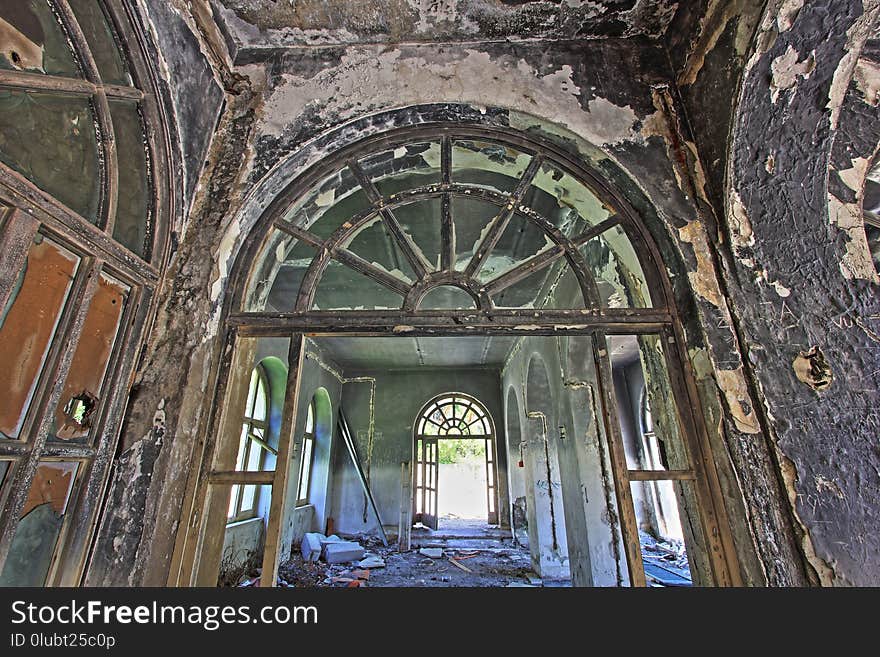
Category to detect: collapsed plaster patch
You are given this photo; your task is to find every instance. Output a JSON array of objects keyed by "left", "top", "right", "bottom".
[
  {"left": 677, "top": 0, "right": 760, "bottom": 87},
  {"left": 769, "top": 45, "right": 815, "bottom": 104},
  {"left": 714, "top": 367, "right": 760, "bottom": 434},
  {"left": 775, "top": 0, "right": 805, "bottom": 32},
  {"left": 853, "top": 57, "right": 880, "bottom": 106},
  {"left": 677, "top": 220, "right": 723, "bottom": 307},
  {"left": 827, "top": 1, "right": 880, "bottom": 130},
  {"left": 792, "top": 346, "right": 833, "bottom": 391},
  {"left": 828, "top": 157, "right": 880, "bottom": 282},
  {"left": 729, "top": 189, "right": 754, "bottom": 252},
  {"left": 775, "top": 453, "right": 835, "bottom": 585},
  {"left": 769, "top": 280, "right": 791, "bottom": 297}
]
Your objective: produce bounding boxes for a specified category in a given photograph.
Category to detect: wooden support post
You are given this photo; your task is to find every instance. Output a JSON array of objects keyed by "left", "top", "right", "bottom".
[
  {"left": 399, "top": 461, "right": 412, "bottom": 552},
  {"left": 260, "top": 334, "right": 306, "bottom": 587}
]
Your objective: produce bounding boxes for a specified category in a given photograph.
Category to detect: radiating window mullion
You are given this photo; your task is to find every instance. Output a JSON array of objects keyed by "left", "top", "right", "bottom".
[{"left": 54, "top": 0, "right": 118, "bottom": 234}]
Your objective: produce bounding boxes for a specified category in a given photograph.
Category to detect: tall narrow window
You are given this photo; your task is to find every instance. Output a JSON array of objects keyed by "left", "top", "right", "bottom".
[
  {"left": 227, "top": 366, "right": 270, "bottom": 522},
  {"left": 296, "top": 400, "right": 315, "bottom": 507}
]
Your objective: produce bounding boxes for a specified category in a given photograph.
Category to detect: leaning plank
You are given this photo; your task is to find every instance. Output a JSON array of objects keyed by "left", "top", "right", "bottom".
[{"left": 339, "top": 410, "right": 389, "bottom": 546}]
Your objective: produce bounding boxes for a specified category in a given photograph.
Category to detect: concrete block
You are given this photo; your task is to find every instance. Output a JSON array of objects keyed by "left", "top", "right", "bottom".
[
  {"left": 301, "top": 533, "right": 325, "bottom": 562},
  {"left": 320, "top": 534, "right": 342, "bottom": 544},
  {"left": 419, "top": 547, "right": 443, "bottom": 558},
  {"left": 323, "top": 542, "right": 365, "bottom": 564}
]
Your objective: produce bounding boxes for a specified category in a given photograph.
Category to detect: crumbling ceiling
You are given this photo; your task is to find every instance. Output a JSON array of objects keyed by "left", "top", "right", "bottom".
[{"left": 212, "top": 0, "right": 683, "bottom": 61}]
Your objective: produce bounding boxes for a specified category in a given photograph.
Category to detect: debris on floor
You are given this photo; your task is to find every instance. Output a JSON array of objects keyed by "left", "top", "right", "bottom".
[
  {"left": 357, "top": 555, "right": 386, "bottom": 568},
  {"left": 419, "top": 547, "right": 443, "bottom": 558},
  {"left": 639, "top": 531, "right": 692, "bottom": 587}
]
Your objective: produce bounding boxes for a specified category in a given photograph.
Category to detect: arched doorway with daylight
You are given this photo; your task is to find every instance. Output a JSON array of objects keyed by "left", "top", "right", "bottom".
[
  {"left": 412, "top": 392, "right": 498, "bottom": 532},
  {"left": 172, "top": 104, "right": 743, "bottom": 588}
]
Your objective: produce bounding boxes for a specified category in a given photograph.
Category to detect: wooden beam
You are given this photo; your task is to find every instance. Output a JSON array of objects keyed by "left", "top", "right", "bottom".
[
  {"left": 0, "top": 209, "right": 39, "bottom": 315},
  {"left": 440, "top": 136, "right": 454, "bottom": 270},
  {"left": 273, "top": 220, "right": 324, "bottom": 249},
  {"left": 592, "top": 333, "right": 646, "bottom": 587},
  {"left": 627, "top": 469, "right": 696, "bottom": 481},
  {"left": 571, "top": 215, "right": 622, "bottom": 248},
  {"left": 331, "top": 249, "right": 411, "bottom": 296},
  {"left": 399, "top": 461, "right": 412, "bottom": 552},
  {"left": 228, "top": 308, "right": 673, "bottom": 336},
  {"left": 208, "top": 471, "right": 276, "bottom": 485},
  {"left": 482, "top": 245, "right": 565, "bottom": 295}
]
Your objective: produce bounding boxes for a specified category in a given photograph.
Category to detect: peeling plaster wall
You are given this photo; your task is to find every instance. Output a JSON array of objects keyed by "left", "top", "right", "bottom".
[{"left": 721, "top": 0, "right": 880, "bottom": 586}]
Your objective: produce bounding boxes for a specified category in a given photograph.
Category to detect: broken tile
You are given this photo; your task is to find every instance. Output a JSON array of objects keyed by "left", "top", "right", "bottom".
[
  {"left": 419, "top": 547, "right": 443, "bottom": 558},
  {"left": 357, "top": 556, "right": 386, "bottom": 568}
]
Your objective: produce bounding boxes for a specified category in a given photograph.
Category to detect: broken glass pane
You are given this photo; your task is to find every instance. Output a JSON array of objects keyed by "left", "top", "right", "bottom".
[
  {"left": 393, "top": 198, "right": 442, "bottom": 272},
  {"left": 67, "top": 0, "right": 130, "bottom": 85},
  {"left": 491, "top": 261, "right": 560, "bottom": 309},
  {"left": 580, "top": 224, "right": 652, "bottom": 308},
  {"left": 0, "top": 90, "right": 102, "bottom": 223},
  {"left": 0, "top": 0, "right": 80, "bottom": 76},
  {"left": 248, "top": 232, "right": 317, "bottom": 312},
  {"left": 526, "top": 162, "right": 612, "bottom": 237},
  {"left": 297, "top": 435, "right": 314, "bottom": 502},
  {"left": 0, "top": 460, "right": 10, "bottom": 490},
  {"left": 312, "top": 259, "right": 403, "bottom": 310},
  {"left": 452, "top": 139, "right": 531, "bottom": 195},
  {"left": 451, "top": 196, "right": 502, "bottom": 271},
  {"left": 280, "top": 166, "right": 369, "bottom": 240},
  {"left": 109, "top": 100, "right": 151, "bottom": 258},
  {"left": 476, "top": 213, "right": 553, "bottom": 283},
  {"left": 342, "top": 216, "right": 416, "bottom": 283},
  {"left": 49, "top": 272, "right": 128, "bottom": 443},
  {"left": 219, "top": 482, "right": 269, "bottom": 585},
  {"left": 0, "top": 235, "right": 79, "bottom": 439},
  {"left": 418, "top": 285, "right": 477, "bottom": 310},
  {"left": 358, "top": 141, "right": 440, "bottom": 198},
  {"left": 0, "top": 461, "right": 79, "bottom": 586}
]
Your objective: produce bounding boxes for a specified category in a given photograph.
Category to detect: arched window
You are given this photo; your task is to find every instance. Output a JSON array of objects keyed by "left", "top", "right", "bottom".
[
  {"left": 227, "top": 366, "right": 272, "bottom": 522},
  {"left": 295, "top": 398, "right": 316, "bottom": 507},
  {"left": 0, "top": 0, "right": 168, "bottom": 586},
  {"left": 416, "top": 394, "right": 492, "bottom": 437}
]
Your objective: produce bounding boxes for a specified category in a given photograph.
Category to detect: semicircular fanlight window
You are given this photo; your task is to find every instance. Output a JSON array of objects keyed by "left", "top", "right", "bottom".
[
  {"left": 416, "top": 394, "right": 491, "bottom": 437},
  {"left": 246, "top": 134, "right": 658, "bottom": 313}
]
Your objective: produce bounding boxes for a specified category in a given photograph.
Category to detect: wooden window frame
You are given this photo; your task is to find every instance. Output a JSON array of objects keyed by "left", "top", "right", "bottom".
[
  {"left": 295, "top": 402, "right": 315, "bottom": 508},
  {"left": 226, "top": 365, "right": 271, "bottom": 523},
  {"left": 0, "top": 0, "right": 170, "bottom": 587}
]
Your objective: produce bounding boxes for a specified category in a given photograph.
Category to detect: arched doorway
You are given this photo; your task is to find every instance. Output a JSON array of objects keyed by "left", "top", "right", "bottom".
[
  {"left": 412, "top": 392, "right": 498, "bottom": 530},
  {"left": 176, "top": 111, "right": 741, "bottom": 588}
]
